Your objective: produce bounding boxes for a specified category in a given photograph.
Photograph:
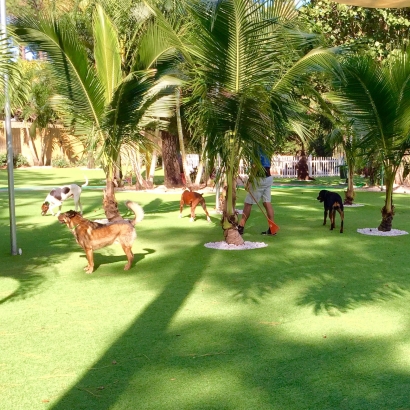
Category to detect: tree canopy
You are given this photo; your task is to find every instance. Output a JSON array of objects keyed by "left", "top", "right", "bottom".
[{"left": 300, "top": 0, "right": 410, "bottom": 59}]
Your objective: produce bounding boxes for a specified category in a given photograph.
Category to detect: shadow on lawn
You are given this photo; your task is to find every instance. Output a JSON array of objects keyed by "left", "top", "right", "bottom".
[
  {"left": 0, "top": 271, "right": 46, "bottom": 305},
  {"left": 49, "top": 271, "right": 410, "bottom": 409},
  {"left": 3, "top": 186, "right": 410, "bottom": 408},
  {"left": 81, "top": 248, "right": 156, "bottom": 272},
  {"left": 51, "top": 257, "right": 205, "bottom": 410}
]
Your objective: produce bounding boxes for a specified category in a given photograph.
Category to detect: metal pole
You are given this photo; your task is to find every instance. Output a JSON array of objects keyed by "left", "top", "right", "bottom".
[{"left": 0, "top": 0, "right": 18, "bottom": 255}]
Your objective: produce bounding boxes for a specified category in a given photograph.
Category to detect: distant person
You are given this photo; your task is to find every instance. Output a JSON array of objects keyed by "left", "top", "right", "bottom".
[{"left": 238, "top": 150, "right": 275, "bottom": 235}]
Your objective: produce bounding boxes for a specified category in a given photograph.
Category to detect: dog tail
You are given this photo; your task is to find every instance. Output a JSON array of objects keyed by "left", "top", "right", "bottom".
[
  {"left": 82, "top": 176, "right": 89, "bottom": 187},
  {"left": 125, "top": 201, "right": 144, "bottom": 226}
]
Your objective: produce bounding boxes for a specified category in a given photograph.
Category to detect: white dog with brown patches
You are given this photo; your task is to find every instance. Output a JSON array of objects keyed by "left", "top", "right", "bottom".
[{"left": 41, "top": 177, "right": 88, "bottom": 216}]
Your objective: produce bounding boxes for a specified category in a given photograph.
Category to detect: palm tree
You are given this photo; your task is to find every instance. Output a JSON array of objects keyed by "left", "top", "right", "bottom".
[
  {"left": 11, "top": 2, "right": 180, "bottom": 219},
  {"left": 151, "top": 0, "right": 341, "bottom": 244},
  {"left": 328, "top": 121, "right": 361, "bottom": 205},
  {"left": 0, "top": 36, "right": 25, "bottom": 110},
  {"left": 327, "top": 51, "right": 410, "bottom": 231}
]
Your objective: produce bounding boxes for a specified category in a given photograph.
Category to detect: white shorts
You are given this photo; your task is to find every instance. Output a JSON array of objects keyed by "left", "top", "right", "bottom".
[{"left": 244, "top": 176, "right": 273, "bottom": 204}]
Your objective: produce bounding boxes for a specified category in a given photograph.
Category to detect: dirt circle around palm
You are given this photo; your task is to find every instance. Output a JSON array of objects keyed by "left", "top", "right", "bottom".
[
  {"left": 357, "top": 228, "right": 408, "bottom": 236},
  {"left": 204, "top": 241, "right": 268, "bottom": 250}
]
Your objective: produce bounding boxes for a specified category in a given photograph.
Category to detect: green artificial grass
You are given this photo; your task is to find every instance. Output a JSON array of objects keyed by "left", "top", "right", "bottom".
[{"left": 1, "top": 168, "right": 410, "bottom": 409}]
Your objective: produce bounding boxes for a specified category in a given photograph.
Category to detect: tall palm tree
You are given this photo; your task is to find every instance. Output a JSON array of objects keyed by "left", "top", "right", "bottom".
[
  {"left": 327, "top": 51, "right": 410, "bottom": 231},
  {"left": 11, "top": 2, "right": 180, "bottom": 219},
  {"left": 150, "top": 0, "right": 341, "bottom": 244}
]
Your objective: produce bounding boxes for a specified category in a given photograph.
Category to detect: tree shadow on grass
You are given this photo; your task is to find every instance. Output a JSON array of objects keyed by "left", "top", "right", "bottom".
[
  {"left": 0, "top": 223, "right": 66, "bottom": 305},
  {"left": 0, "top": 271, "right": 46, "bottom": 305},
  {"left": 51, "top": 259, "right": 205, "bottom": 410},
  {"left": 50, "top": 311, "right": 410, "bottom": 409}
]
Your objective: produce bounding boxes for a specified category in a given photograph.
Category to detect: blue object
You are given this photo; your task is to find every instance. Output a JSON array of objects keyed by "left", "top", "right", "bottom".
[{"left": 259, "top": 150, "right": 271, "bottom": 168}]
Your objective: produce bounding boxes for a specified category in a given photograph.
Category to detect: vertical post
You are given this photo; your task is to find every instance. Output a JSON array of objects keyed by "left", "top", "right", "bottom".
[
  {"left": 308, "top": 155, "right": 312, "bottom": 178},
  {"left": 0, "top": 0, "right": 18, "bottom": 255}
]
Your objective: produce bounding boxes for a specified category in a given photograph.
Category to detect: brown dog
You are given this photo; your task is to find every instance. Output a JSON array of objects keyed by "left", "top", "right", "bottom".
[
  {"left": 179, "top": 189, "right": 211, "bottom": 222},
  {"left": 57, "top": 201, "right": 144, "bottom": 273}
]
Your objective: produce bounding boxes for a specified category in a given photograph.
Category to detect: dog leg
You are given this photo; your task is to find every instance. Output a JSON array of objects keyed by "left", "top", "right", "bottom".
[
  {"left": 51, "top": 205, "right": 58, "bottom": 216},
  {"left": 200, "top": 199, "right": 211, "bottom": 222},
  {"left": 179, "top": 200, "right": 185, "bottom": 219},
  {"left": 122, "top": 245, "right": 134, "bottom": 270},
  {"left": 78, "top": 199, "right": 83, "bottom": 215},
  {"left": 84, "top": 248, "right": 94, "bottom": 274},
  {"left": 330, "top": 209, "right": 336, "bottom": 230},
  {"left": 323, "top": 209, "right": 328, "bottom": 225},
  {"left": 190, "top": 201, "right": 198, "bottom": 222},
  {"left": 338, "top": 209, "right": 344, "bottom": 233}
]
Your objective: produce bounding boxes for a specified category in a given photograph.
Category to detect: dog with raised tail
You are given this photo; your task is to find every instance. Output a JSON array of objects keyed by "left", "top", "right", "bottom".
[
  {"left": 41, "top": 177, "right": 88, "bottom": 216},
  {"left": 317, "top": 189, "right": 344, "bottom": 233},
  {"left": 179, "top": 188, "right": 211, "bottom": 222},
  {"left": 57, "top": 201, "right": 144, "bottom": 273}
]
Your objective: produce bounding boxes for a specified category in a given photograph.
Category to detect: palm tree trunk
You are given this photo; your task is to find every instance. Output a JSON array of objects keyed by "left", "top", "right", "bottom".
[
  {"left": 162, "top": 130, "right": 182, "bottom": 188},
  {"left": 378, "top": 171, "right": 395, "bottom": 231},
  {"left": 176, "top": 88, "right": 192, "bottom": 186},
  {"left": 103, "top": 163, "right": 122, "bottom": 221},
  {"left": 132, "top": 147, "right": 147, "bottom": 190},
  {"left": 344, "top": 166, "right": 355, "bottom": 205},
  {"left": 194, "top": 136, "right": 206, "bottom": 186},
  {"left": 222, "top": 164, "right": 243, "bottom": 246},
  {"left": 147, "top": 149, "right": 157, "bottom": 188}
]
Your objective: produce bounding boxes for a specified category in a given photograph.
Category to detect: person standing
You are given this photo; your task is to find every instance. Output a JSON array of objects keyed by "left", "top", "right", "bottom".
[{"left": 237, "top": 150, "right": 275, "bottom": 235}]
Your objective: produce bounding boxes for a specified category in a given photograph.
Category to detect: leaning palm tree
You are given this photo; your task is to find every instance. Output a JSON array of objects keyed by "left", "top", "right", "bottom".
[
  {"left": 150, "top": 0, "right": 341, "bottom": 244},
  {"left": 11, "top": 2, "right": 180, "bottom": 219},
  {"left": 327, "top": 51, "right": 410, "bottom": 231}
]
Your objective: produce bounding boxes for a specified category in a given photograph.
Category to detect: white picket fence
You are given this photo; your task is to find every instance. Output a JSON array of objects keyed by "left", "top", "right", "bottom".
[
  {"left": 186, "top": 154, "right": 200, "bottom": 173},
  {"left": 271, "top": 155, "right": 342, "bottom": 178},
  {"left": 186, "top": 154, "right": 344, "bottom": 178},
  {"left": 239, "top": 155, "right": 343, "bottom": 178}
]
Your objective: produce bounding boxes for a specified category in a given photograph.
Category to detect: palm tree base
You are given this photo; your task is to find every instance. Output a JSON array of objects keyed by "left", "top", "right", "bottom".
[
  {"left": 103, "top": 187, "right": 122, "bottom": 222},
  {"left": 378, "top": 207, "right": 394, "bottom": 232},
  {"left": 344, "top": 196, "right": 354, "bottom": 205},
  {"left": 344, "top": 191, "right": 355, "bottom": 205},
  {"left": 224, "top": 227, "right": 244, "bottom": 246}
]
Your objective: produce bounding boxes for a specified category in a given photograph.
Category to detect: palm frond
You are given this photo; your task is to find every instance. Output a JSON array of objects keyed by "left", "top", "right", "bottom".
[
  {"left": 0, "top": 36, "right": 22, "bottom": 93},
  {"left": 93, "top": 4, "right": 122, "bottom": 102},
  {"left": 11, "top": 13, "right": 106, "bottom": 135}
]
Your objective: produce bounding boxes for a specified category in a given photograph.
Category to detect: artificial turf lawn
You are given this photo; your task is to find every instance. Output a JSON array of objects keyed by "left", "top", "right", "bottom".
[{"left": 1, "top": 167, "right": 410, "bottom": 409}]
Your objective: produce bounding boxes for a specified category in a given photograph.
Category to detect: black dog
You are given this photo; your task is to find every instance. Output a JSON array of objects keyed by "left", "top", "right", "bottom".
[{"left": 316, "top": 190, "right": 344, "bottom": 233}]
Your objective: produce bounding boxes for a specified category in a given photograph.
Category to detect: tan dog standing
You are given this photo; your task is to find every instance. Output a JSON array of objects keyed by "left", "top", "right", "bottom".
[
  {"left": 57, "top": 201, "right": 144, "bottom": 273},
  {"left": 179, "top": 189, "right": 211, "bottom": 222}
]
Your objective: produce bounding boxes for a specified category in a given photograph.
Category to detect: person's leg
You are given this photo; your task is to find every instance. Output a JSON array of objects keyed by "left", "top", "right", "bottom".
[
  {"left": 263, "top": 201, "right": 274, "bottom": 221},
  {"left": 239, "top": 180, "right": 261, "bottom": 229},
  {"left": 260, "top": 176, "right": 276, "bottom": 234},
  {"left": 239, "top": 202, "right": 252, "bottom": 228}
]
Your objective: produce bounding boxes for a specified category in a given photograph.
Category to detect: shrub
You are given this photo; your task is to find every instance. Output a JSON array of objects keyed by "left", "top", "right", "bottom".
[
  {"left": 51, "top": 155, "right": 71, "bottom": 168},
  {"left": 0, "top": 153, "right": 6, "bottom": 167},
  {"left": 14, "top": 154, "right": 29, "bottom": 168},
  {"left": 0, "top": 153, "right": 30, "bottom": 168}
]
